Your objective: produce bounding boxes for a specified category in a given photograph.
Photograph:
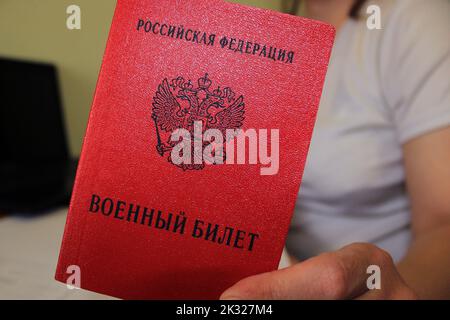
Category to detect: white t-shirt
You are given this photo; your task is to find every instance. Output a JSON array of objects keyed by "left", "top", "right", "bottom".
[{"left": 286, "top": 0, "right": 450, "bottom": 262}]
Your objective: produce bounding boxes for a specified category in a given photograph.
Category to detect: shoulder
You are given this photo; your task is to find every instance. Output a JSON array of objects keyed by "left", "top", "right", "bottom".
[
  {"left": 379, "top": 0, "right": 449, "bottom": 46},
  {"left": 375, "top": 0, "right": 449, "bottom": 84},
  {"left": 374, "top": 0, "right": 450, "bottom": 144}
]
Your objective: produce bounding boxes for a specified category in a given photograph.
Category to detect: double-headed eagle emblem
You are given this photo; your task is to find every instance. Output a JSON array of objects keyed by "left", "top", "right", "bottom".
[{"left": 151, "top": 74, "right": 245, "bottom": 170}]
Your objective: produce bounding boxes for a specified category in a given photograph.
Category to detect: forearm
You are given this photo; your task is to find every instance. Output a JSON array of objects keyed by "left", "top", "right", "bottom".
[{"left": 397, "top": 223, "right": 450, "bottom": 299}]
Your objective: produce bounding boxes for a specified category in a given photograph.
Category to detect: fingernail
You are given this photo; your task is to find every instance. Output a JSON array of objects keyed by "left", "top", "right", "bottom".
[{"left": 219, "top": 291, "right": 241, "bottom": 300}]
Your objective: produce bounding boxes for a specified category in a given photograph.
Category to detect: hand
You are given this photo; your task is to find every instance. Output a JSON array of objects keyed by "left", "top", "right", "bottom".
[{"left": 220, "top": 243, "right": 418, "bottom": 300}]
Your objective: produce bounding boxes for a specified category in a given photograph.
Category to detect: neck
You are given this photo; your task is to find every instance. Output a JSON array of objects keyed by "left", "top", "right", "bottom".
[{"left": 303, "top": 0, "right": 353, "bottom": 31}]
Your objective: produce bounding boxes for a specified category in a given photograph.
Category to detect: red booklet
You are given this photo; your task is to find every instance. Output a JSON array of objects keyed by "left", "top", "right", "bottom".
[{"left": 55, "top": 0, "right": 335, "bottom": 299}]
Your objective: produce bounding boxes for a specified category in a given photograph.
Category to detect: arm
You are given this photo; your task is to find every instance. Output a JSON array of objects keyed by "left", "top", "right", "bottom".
[
  {"left": 397, "top": 126, "right": 450, "bottom": 299},
  {"left": 220, "top": 127, "right": 450, "bottom": 300}
]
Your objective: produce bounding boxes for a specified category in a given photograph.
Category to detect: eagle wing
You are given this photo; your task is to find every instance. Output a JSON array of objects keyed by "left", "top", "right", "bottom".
[
  {"left": 209, "top": 95, "right": 245, "bottom": 137},
  {"left": 152, "top": 79, "right": 185, "bottom": 132}
]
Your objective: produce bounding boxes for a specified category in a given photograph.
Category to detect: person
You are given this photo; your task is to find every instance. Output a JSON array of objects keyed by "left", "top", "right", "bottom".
[{"left": 220, "top": 0, "right": 450, "bottom": 299}]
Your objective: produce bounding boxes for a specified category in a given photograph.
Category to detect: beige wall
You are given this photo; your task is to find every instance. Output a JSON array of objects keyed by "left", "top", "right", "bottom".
[{"left": 0, "top": 0, "right": 282, "bottom": 156}]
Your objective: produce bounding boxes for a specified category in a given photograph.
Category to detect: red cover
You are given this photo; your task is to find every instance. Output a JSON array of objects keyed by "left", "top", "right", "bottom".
[{"left": 55, "top": 0, "right": 335, "bottom": 299}]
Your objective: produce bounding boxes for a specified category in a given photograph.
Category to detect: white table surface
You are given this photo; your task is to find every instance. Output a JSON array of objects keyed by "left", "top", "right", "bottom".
[
  {"left": 0, "top": 208, "right": 114, "bottom": 299},
  {"left": 0, "top": 208, "right": 290, "bottom": 299}
]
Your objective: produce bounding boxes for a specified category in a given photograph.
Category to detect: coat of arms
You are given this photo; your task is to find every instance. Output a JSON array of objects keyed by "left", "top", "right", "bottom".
[{"left": 151, "top": 74, "right": 245, "bottom": 171}]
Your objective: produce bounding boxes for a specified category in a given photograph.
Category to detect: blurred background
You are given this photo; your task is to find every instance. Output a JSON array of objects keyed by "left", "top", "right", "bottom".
[
  {"left": 0, "top": 0, "right": 284, "bottom": 300},
  {"left": 0, "top": 0, "right": 281, "bottom": 159}
]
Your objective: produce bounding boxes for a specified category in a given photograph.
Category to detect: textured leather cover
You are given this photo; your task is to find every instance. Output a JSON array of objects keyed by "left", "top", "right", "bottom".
[{"left": 55, "top": 0, "right": 335, "bottom": 299}]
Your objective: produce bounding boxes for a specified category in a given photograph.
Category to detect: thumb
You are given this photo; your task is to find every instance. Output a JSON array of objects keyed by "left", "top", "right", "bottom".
[
  {"left": 220, "top": 254, "right": 340, "bottom": 300},
  {"left": 220, "top": 245, "right": 378, "bottom": 300},
  {"left": 220, "top": 267, "right": 298, "bottom": 300}
]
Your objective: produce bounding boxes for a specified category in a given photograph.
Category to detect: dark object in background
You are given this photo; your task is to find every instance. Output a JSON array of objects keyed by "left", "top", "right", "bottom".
[
  {"left": 284, "top": 0, "right": 367, "bottom": 18},
  {"left": 0, "top": 57, "right": 77, "bottom": 213}
]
